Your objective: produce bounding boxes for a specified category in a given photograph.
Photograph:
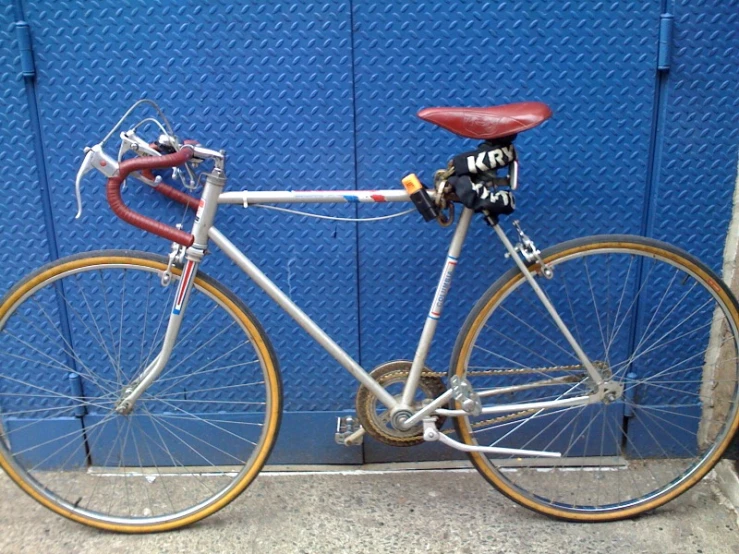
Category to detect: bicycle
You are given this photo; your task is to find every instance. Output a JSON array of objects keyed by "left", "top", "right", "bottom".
[{"left": 1, "top": 99, "right": 738, "bottom": 533}]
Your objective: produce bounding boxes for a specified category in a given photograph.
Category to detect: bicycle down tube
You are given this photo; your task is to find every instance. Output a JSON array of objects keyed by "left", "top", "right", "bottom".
[{"left": 219, "top": 188, "right": 478, "bottom": 414}]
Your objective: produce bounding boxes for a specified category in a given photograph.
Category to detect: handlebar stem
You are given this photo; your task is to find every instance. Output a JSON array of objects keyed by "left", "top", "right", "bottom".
[{"left": 190, "top": 168, "right": 226, "bottom": 248}]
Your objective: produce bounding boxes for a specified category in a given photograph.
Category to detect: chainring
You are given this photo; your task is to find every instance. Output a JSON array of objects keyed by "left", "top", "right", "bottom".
[{"left": 355, "top": 360, "right": 447, "bottom": 447}]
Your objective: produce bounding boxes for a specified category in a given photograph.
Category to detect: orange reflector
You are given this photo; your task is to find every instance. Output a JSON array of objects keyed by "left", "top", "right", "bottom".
[{"left": 402, "top": 173, "right": 423, "bottom": 194}]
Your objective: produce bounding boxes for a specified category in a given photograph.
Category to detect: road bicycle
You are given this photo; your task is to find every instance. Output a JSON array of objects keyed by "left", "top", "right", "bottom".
[{"left": 1, "top": 99, "right": 738, "bottom": 533}]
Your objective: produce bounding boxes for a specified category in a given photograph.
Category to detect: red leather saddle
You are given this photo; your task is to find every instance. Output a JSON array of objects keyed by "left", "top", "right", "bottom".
[{"left": 417, "top": 102, "right": 552, "bottom": 140}]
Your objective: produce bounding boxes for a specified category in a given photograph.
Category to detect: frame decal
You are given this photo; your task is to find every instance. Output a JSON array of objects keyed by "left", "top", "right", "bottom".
[
  {"left": 194, "top": 198, "right": 206, "bottom": 222},
  {"left": 429, "top": 255, "right": 458, "bottom": 320},
  {"left": 173, "top": 259, "right": 196, "bottom": 315}
]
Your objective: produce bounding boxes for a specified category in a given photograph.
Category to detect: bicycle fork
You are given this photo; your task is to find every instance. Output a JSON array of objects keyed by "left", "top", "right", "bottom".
[
  {"left": 114, "top": 170, "right": 225, "bottom": 415},
  {"left": 114, "top": 247, "right": 203, "bottom": 415}
]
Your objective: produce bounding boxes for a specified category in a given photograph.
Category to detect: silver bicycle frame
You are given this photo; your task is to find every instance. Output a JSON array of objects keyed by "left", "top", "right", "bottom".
[
  {"left": 118, "top": 175, "right": 602, "bottom": 455},
  {"left": 213, "top": 187, "right": 477, "bottom": 412}
]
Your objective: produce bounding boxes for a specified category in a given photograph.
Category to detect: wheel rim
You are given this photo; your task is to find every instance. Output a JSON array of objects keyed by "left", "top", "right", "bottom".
[
  {"left": 0, "top": 254, "right": 280, "bottom": 530},
  {"left": 454, "top": 241, "right": 739, "bottom": 516}
]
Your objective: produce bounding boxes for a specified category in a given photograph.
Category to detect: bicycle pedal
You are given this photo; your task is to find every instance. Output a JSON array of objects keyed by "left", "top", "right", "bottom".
[{"left": 335, "top": 415, "right": 364, "bottom": 446}]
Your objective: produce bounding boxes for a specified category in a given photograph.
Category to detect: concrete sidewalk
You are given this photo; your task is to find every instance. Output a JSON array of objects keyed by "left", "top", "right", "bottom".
[{"left": 1, "top": 467, "right": 738, "bottom": 554}]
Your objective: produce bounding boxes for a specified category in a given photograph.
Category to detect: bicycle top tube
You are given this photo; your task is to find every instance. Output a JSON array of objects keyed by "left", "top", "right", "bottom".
[{"left": 217, "top": 188, "right": 436, "bottom": 205}]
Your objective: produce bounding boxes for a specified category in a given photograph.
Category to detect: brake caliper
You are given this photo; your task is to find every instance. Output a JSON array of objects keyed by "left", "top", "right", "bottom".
[{"left": 511, "top": 220, "right": 554, "bottom": 279}]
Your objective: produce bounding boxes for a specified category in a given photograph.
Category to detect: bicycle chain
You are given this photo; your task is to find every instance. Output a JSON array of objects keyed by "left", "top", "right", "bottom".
[
  {"left": 356, "top": 363, "right": 591, "bottom": 440},
  {"left": 415, "top": 363, "right": 591, "bottom": 434},
  {"left": 419, "top": 362, "right": 589, "bottom": 379}
]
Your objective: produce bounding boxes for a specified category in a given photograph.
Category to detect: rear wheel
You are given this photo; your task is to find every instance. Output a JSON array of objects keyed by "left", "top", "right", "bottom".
[
  {"left": 450, "top": 235, "right": 739, "bottom": 520},
  {"left": 0, "top": 251, "right": 282, "bottom": 532}
]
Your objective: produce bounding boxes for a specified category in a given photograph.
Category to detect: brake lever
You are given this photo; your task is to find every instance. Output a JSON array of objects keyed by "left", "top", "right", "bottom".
[{"left": 75, "top": 143, "right": 118, "bottom": 219}]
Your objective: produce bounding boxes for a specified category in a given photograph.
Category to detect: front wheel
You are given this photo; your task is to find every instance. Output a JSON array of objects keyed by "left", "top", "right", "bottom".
[
  {"left": 450, "top": 235, "right": 739, "bottom": 521},
  {"left": 0, "top": 250, "right": 282, "bottom": 532}
]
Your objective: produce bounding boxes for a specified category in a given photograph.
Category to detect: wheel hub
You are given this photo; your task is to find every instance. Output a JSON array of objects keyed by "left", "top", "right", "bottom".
[{"left": 600, "top": 379, "right": 624, "bottom": 404}]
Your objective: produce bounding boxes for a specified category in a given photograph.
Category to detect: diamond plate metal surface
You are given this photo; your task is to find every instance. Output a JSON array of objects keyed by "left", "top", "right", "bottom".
[
  {"left": 642, "top": 1, "right": 739, "bottom": 408},
  {"left": 353, "top": 1, "right": 660, "bottom": 375},
  {"left": 0, "top": 284, "right": 72, "bottom": 417},
  {"left": 3, "top": 0, "right": 739, "bottom": 463},
  {"left": 0, "top": 4, "right": 50, "bottom": 286},
  {"left": 0, "top": 4, "right": 56, "bottom": 416},
  {"left": 21, "top": 0, "right": 359, "bottom": 412},
  {"left": 651, "top": 1, "right": 739, "bottom": 270}
]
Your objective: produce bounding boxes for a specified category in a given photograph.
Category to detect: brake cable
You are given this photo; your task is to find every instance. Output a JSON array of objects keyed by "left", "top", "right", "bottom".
[{"left": 250, "top": 204, "right": 416, "bottom": 222}]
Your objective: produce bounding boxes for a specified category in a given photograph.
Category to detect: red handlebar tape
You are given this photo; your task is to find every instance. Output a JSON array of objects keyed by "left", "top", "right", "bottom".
[{"left": 106, "top": 147, "right": 199, "bottom": 246}]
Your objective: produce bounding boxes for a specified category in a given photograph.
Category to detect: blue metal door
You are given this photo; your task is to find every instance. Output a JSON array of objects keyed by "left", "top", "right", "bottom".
[
  {"left": 624, "top": 0, "right": 739, "bottom": 451},
  {"left": 1, "top": 3, "right": 53, "bottom": 283},
  {"left": 0, "top": 3, "right": 88, "bottom": 463},
  {"left": 3, "top": 0, "right": 738, "bottom": 464}
]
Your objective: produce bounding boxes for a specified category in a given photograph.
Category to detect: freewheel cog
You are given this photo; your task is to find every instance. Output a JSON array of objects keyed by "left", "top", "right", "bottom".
[{"left": 355, "top": 360, "right": 447, "bottom": 447}]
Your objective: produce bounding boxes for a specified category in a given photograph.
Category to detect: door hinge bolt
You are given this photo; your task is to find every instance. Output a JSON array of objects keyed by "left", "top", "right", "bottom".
[
  {"left": 657, "top": 13, "right": 674, "bottom": 72},
  {"left": 15, "top": 21, "right": 36, "bottom": 79}
]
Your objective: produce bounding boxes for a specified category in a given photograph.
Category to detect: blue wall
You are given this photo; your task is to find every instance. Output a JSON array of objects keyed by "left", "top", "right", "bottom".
[{"left": 1, "top": 0, "right": 738, "bottom": 463}]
